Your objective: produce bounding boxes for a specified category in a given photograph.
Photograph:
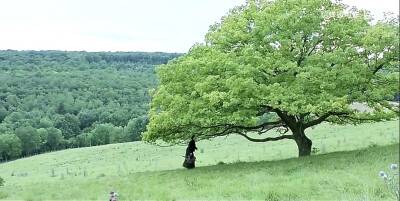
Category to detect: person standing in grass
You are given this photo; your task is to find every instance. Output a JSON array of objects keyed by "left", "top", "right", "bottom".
[
  {"left": 186, "top": 135, "right": 197, "bottom": 157},
  {"left": 183, "top": 135, "right": 197, "bottom": 169}
]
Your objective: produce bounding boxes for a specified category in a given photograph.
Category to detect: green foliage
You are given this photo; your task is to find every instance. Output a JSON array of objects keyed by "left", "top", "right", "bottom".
[
  {"left": 144, "top": 0, "right": 399, "bottom": 154},
  {"left": 75, "top": 133, "right": 92, "bottom": 147},
  {"left": 258, "top": 113, "right": 277, "bottom": 124},
  {"left": 124, "top": 116, "right": 149, "bottom": 141},
  {"left": 0, "top": 50, "right": 181, "bottom": 160},
  {"left": 56, "top": 103, "right": 67, "bottom": 115},
  {"left": 0, "top": 134, "right": 22, "bottom": 160},
  {"left": 77, "top": 110, "right": 99, "bottom": 130},
  {"left": 46, "top": 127, "right": 63, "bottom": 150},
  {"left": 14, "top": 126, "right": 40, "bottom": 155},
  {"left": 38, "top": 117, "right": 54, "bottom": 129},
  {"left": 0, "top": 124, "right": 11, "bottom": 135},
  {"left": 37, "top": 128, "right": 48, "bottom": 150},
  {"left": 0, "top": 106, "right": 7, "bottom": 123},
  {"left": 3, "top": 111, "right": 26, "bottom": 130},
  {"left": 54, "top": 114, "right": 81, "bottom": 139},
  {"left": 90, "top": 123, "right": 123, "bottom": 146}
]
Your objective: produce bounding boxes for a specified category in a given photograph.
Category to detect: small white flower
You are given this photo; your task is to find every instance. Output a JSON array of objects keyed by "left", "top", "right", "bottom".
[
  {"left": 382, "top": 173, "right": 388, "bottom": 180},
  {"left": 379, "top": 171, "right": 386, "bottom": 177},
  {"left": 390, "top": 164, "right": 398, "bottom": 170}
]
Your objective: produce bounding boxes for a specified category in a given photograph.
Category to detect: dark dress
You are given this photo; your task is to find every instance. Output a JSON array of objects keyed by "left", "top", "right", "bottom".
[
  {"left": 182, "top": 153, "right": 196, "bottom": 169},
  {"left": 185, "top": 139, "right": 197, "bottom": 157},
  {"left": 183, "top": 139, "right": 197, "bottom": 169}
]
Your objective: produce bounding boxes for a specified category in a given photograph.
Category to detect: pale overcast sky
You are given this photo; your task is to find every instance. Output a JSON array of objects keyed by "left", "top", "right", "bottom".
[{"left": 0, "top": 0, "right": 398, "bottom": 53}]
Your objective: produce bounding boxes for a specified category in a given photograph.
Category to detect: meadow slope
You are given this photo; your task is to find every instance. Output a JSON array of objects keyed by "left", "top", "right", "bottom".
[{"left": 0, "top": 121, "right": 398, "bottom": 200}]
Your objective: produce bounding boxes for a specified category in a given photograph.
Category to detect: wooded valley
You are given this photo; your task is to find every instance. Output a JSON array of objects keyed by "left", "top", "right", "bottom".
[{"left": 0, "top": 50, "right": 181, "bottom": 160}]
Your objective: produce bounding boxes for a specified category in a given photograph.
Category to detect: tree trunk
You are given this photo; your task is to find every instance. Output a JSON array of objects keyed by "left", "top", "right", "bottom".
[{"left": 293, "top": 128, "right": 312, "bottom": 157}]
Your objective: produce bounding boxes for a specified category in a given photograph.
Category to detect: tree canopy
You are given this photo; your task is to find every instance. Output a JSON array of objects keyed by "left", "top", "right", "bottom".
[{"left": 143, "top": 0, "right": 399, "bottom": 156}]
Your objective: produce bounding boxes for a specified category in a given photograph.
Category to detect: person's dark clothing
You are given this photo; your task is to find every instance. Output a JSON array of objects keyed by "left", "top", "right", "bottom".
[
  {"left": 185, "top": 139, "right": 197, "bottom": 157},
  {"left": 183, "top": 137, "right": 197, "bottom": 169},
  {"left": 183, "top": 152, "right": 195, "bottom": 169}
]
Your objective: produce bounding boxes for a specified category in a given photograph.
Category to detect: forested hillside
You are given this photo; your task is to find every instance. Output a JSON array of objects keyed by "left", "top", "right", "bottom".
[{"left": 0, "top": 50, "right": 181, "bottom": 161}]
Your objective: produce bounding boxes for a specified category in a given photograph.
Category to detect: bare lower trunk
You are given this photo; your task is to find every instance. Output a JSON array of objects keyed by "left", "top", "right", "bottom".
[{"left": 293, "top": 128, "right": 312, "bottom": 157}]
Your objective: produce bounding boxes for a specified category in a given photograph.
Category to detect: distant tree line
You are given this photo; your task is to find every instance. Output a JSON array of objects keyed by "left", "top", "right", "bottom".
[{"left": 0, "top": 50, "right": 182, "bottom": 161}]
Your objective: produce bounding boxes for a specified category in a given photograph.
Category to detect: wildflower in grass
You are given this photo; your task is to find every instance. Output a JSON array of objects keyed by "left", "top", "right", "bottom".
[
  {"left": 390, "top": 164, "right": 398, "bottom": 170},
  {"left": 379, "top": 163, "right": 399, "bottom": 199},
  {"left": 382, "top": 173, "right": 388, "bottom": 180},
  {"left": 109, "top": 191, "right": 118, "bottom": 201}
]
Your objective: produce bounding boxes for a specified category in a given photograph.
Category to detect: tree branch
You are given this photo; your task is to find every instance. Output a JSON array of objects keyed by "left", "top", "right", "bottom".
[
  {"left": 193, "top": 120, "right": 284, "bottom": 130},
  {"left": 261, "top": 104, "right": 297, "bottom": 130},
  {"left": 260, "top": 69, "right": 272, "bottom": 77},
  {"left": 296, "top": 35, "right": 308, "bottom": 67},
  {"left": 325, "top": 115, "right": 382, "bottom": 124},
  {"left": 258, "top": 124, "right": 288, "bottom": 134},
  {"left": 372, "top": 64, "right": 384, "bottom": 75},
  {"left": 334, "top": 115, "right": 382, "bottom": 122},
  {"left": 231, "top": 121, "right": 284, "bottom": 130},
  {"left": 194, "top": 120, "right": 286, "bottom": 138},
  {"left": 307, "top": 39, "right": 323, "bottom": 56},
  {"left": 304, "top": 110, "right": 386, "bottom": 128},
  {"left": 203, "top": 126, "right": 234, "bottom": 138},
  {"left": 304, "top": 112, "right": 348, "bottom": 128},
  {"left": 237, "top": 132, "right": 293, "bottom": 142}
]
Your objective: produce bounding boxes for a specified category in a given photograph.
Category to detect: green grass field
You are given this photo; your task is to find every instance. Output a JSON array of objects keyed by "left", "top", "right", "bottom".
[{"left": 0, "top": 121, "right": 398, "bottom": 200}]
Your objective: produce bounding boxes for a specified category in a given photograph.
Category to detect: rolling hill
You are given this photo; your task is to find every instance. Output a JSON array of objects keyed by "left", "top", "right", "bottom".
[{"left": 0, "top": 121, "right": 398, "bottom": 200}]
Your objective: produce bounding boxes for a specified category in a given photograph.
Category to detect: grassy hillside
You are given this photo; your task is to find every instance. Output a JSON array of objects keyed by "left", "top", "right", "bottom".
[{"left": 0, "top": 121, "right": 398, "bottom": 200}]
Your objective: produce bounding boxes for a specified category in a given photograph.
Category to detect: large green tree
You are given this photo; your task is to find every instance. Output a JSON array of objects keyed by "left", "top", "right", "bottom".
[
  {"left": 124, "top": 115, "right": 149, "bottom": 141},
  {"left": 46, "top": 127, "right": 63, "bottom": 150},
  {"left": 15, "top": 125, "right": 41, "bottom": 155},
  {"left": 144, "top": 0, "right": 399, "bottom": 156},
  {"left": 54, "top": 114, "right": 81, "bottom": 139},
  {"left": 0, "top": 134, "right": 22, "bottom": 161}
]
